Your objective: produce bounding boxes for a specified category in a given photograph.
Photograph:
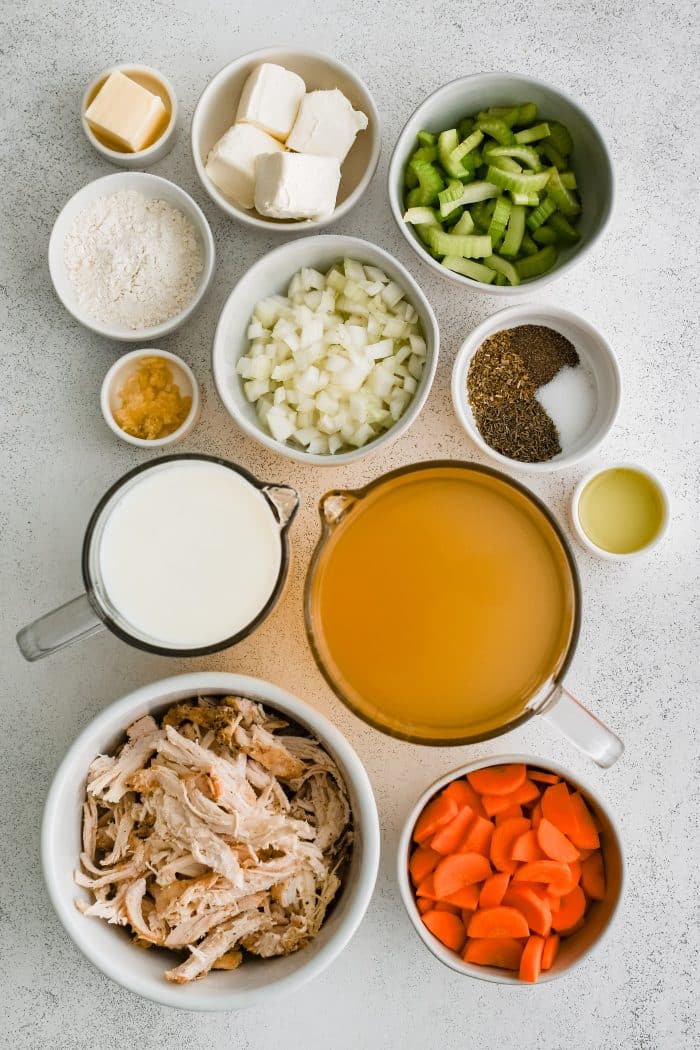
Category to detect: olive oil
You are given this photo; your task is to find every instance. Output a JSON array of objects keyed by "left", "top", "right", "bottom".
[{"left": 578, "top": 467, "right": 666, "bottom": 555}]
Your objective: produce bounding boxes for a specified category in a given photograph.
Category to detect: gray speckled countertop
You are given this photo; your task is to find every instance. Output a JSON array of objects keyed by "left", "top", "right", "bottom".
[{"left": 1, "top": 1, "right": 698, "bottom": 1047}]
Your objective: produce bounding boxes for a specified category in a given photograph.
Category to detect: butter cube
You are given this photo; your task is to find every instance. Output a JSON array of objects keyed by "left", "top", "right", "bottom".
[
  {"left": 254, "top": 152, "right": 341, "bottom": 220},
  {"left": 236, "top": 63, "right": 306, "bottom": 141},
  {"left": 205, "top": 123, "right": 283, "bottom": 209},
  {"left": 84, "top": 71, "right": 168, "bottom": 153},
  {"left": 286, "top": 89, "right": 368, "bottom": 163}
]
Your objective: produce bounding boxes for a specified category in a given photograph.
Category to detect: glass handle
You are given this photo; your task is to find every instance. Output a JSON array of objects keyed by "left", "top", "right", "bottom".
[
  {"left": 539, "top": 686, "right": 624, "bottom": 768},
  {"left": 16, "top": 594, "right": 104, "bottom": 662}
]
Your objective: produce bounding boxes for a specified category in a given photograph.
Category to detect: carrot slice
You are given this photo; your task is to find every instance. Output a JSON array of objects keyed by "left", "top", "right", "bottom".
[
  {"left": 479, "top": 872, "right": 511, "bottom": 908},
  {"left": 503, "top": 886, "right": 552, "bottom": 937},
  {"left": 434, "top": 901, "right": 460, "bottom": 914},
  {"left": 512, "top": 860, "right": 572, "bottom": 894},
  {"left": 541, "top": 782, "right": 577, "bottom": 839},
  {"left": 409, "top": 846, "right": 440, "bottom": 886},
  {"left": 415, "top": 873, "right": 439, "bottom": 900},
  {"left": 494, "top": 805, "right": 523, "bottom": 824},
  {"left": 581, "top": 851, "right": 606, "bottom": 900},
  {"left": 444, "top": 884, "right": 480, "bottom": 909},
  {"left": 468, "top": 764, "right": 527, "bottom": 796},
  {"left": 481, "top": 780, "right": 540, "bottom": 816},
  {"left": 490, "top": 817, "right": 530, "bottom": 873},
  {"left": 551, "top": 885, "right": 586, "bottom": 932},
  {"left": 443, "top": 778, "right": 484, "bottom": 815},
  {"left": 528, "top": 770, "right": 560, "bottom": 785},
  {"left": 541, "top": 933, "right": 560, "bottom": 970},
  {"left": 459, "top": 814, "right": 494, "bottom": 856},
  {"left": 512, "top": 829, "right": 546, "bottom": 863},
  {"left": 414, "top": 793, "right": 458, "bottom": 844},
  {"left": 433, "top": 852, "right": 491, "bottom": 898},
  {"left": 463, "top": 937, "right": 524, "bottom": 970},
  {"left": 568, "top": 792, "right": 600, "bottom": 850},
  {"left": 431, "top": 805, "right": 474, "bottom": 854},
  {"left": 422, "top": 910, "right": 466, "bottom": 952},
  {"left": 416, "top": 897, "right": 432, "bottom": 914},
  {"left": 537, "top": 818, "right": 580, "bottom": 863},
  {"left": 468, "top": 906, "right": 530, "bottom": 939},
  {"left": 519, "top": 934, "right": 545, "bottom": 982},
  {"left": 461, "top": 908, "right": 475, "bottom": 929},
  {"left": 531, "top": 801, "right": 543, "bottom": 829}
]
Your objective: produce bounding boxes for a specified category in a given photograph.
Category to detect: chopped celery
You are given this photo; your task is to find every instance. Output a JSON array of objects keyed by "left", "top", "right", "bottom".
[
  {"left": 488, "top": 155, "right": 523, "bottom": 174},
  {"left": 488, "top": 197, "right": 512, "bottom": 249},
  {"left": 473, "top": 117, "right": 514, "bottom": 145},
  {"left": 482, "top": 105, "right": 521, "bottom": 127},
  {"left": 494, "top": 272, "right": 508, "bottom": 286},
  {"left": 403, "top": 207, "right": 440, "bottom": 226},
  {"left": 437, "top": 129, "right": 460, "bottom": 172},
  {"left": 485, "top": 143, "right": 542, "bottom": 170},
  {"left": 546, "top": 168, "right": 581, "bottom": 216},
  {"left": 514, "top": 122, "right": 551, "bottom": 145},
  {"left": 442, "top": 256, "right": 496, "bottom": 283},
  {"left": 515, "top": 245, "right": 558, "bottom": 278},
  {"left": 409, "top": 159, "right": 445, "bottom": 205},
  {"left": 411, "top": 145, "right": 437, "bottom": 165},
  {"left": 548, "top": 213, "right": 581, "bottom": 244},
  {"left": 527, "top": 196, "right": 557, "bottom": 230},
  {"left": 451, "top": 210, "right": 475, "bottom": 235},
  {"left": 511, "top": 191, "right": 540, "bottom": 206},
  {"left": 532, "top": 225, "right": 557, "bottom": 245},
  {"left": 561, "top": 171, "right": 577, "bottom": 189},
  {"left": 484, "top": 255, "right": 521, "bottom": 285},
  {"left": 438, "top": 180, "right": 499, "bottom": 217},
  {"left": 500, "top": 204, "right": 526, "bottom": 257},
  {"left": 405, "top": 187, "right": 421, "bottom": 208},
  {"left": 423, "top": 227, "right": 492, "bottom": 258},
  {"left": 520, "top": 232, "right": 539, "bottom": 256},
  {"left": 514, "top": 102, "right": 538, "bottom": 125},
  {"left": 538, "top": 142, "right": 567, "bottom": 170},
  {"left": 486, "top": 165, "right": 550, "bottom": 194},
  {"left": 448, "top": 130, "right": 484, "bottom": 174},
  {"left": 458, "top": 116, "right": 474, "bottom": 139},
  {"left": 417, "top": 130, "right": 437, "bottom": 147},
  {"left": 546, "top": 122, "right": 574, "bottom": 156},
  {"left": 444, "top": 205, "right": 466, "bottom": 227},
  {"left": 470, "top": 199, "right": 497, "bottom": 231}
]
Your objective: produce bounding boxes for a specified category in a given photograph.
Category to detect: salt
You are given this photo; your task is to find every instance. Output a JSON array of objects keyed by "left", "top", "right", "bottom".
[{"left": 535, "top": 365, "right": 596, "bottom": 451}]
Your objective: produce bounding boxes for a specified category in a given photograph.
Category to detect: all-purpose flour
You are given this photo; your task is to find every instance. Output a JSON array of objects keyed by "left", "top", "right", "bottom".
[{"left": 64, "top": 190, "right": 203, "bottom": 329}]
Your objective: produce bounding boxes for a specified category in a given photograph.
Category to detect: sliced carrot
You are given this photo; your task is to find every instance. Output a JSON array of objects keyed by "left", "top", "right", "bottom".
[
  {"left": 568, "top": 792, "right": 600, "bottom": 850},
  {"left": 468, "top": 763, "right": 527, "bottom": 796},
  {"left": 433, "top": 852, "right": 491, "bottom": 898},
  {"left": 512, "top": 829, "right": 546, "bottom": 863},
  {"left": 531, "top": 801, "right": 543, "bottom": 829},
  {"left": 519, "top": 934, "right": 545, "bottom": 983},
  {"left": 547, "top": 894, "right": 561, "bottom": 913},
  {"left": 461, "top": 908, "right": 475, "bottom": 929},
  {"left": 490, "top": 817, "right": 530, "bottom": 873},
  {"left": 468, "top": 906, "right": 530, "bottom": 939},
  {"left": 580, "top": 850, "right": 606, "bottom": 900},
  {"left": 513, "top": 880, "right": 550, "bottom": 901},
  {"left": 444, "top": 884, "right": 480, "bottom": 910},
  {"left": 528, "top": 769, "right": 560, "bottom": 785},
  {"left": 551, "top": 885, "right": 586, "bottom": 932},
  {"left": 422, "top": 910, "right": 466, "bottom": 952},
  {"left": 443, "top": 778, "right": 484, "bottom": 815},
  {"left": 503, "top": 886, "right": 552, "bottom": 937},
  {"left": 537, "top": 818, "right": 580, "bottom": 864},
  {"left": 415, "top": 873, "right": 439, "bottom": 900},
  {"left": 458, "top": 814, "right": 494, "bottom": 856},
  {"left": 494, "top": 805, "right": 523, "bottom": 824},
  {"left": 416, "top": 897, "right": 432, "bottom": 914},
  {"left": 512, "top": 860, "right": 572, "bottom": 894},
  {"left": 566, "top": 860, "right": 582, "bottom": 890},
  {"left": 481, "top": 780, "right": 540, "bottom": 817},
  {"left": 479, "top": 872, "right": 511, "bottom": 908},
  {"left": 409, "top": 846, "right": 440, "bottom": 886},
  {"left": 434, "top": 900, "right": 460, "bottom": 914},
  {"left": 430, "top": 805, "right": 474, "bottom": 854},
  {"left": 541, "top": 782, "right": 577, "bottom": 839},
  {"left": 541, "top": 932, "right": 560, "bottom": 970},
  {"left": 463, "top": 937, "right": 524, "bottom": 970},
  {"left": 413, "top": 793, "right": 458, "bottom": 844}
]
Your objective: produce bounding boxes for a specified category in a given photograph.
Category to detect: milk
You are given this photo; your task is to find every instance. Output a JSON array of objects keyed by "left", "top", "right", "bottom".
[{"left": 98, "top": 460, "right": 282, "bottom": 648}]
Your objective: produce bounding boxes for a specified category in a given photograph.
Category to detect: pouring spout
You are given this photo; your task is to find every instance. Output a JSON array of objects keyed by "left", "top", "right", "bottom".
[
  {"left": 319, "top": 491, "right": 359, "bottom": 526},
  {"left": 262, "top": 485, "right": 300, "bottom": 529}
]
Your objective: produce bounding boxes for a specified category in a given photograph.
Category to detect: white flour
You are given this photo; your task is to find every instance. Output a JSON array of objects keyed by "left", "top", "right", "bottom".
[{"left": 64, "top": 190, "right": 203, "bottom": 329}]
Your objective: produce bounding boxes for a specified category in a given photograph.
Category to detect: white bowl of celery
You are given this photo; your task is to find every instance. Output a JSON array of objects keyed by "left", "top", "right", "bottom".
[{"left": 388, "top": 73, "right": 614, "bottom": 292}]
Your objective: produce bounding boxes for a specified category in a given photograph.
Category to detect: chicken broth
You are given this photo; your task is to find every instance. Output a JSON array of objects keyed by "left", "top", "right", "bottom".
[{"left": 309, "top": 465, "right": 576, "bottom": 742}]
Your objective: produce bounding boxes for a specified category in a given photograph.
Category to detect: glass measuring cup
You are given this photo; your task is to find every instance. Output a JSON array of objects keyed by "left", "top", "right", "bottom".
[
  {"left": 305, "top": 461, "right": 623, "bottom": 767},
  {"left": 17, "top": 454, "right": 299, "bottom": 661}
]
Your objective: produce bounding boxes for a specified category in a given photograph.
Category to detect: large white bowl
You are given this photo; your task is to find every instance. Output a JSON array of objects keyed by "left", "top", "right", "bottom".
[
  {"left": 192, "top": 47, "right": 381, "bottom": 231},
  {"left": 388, "top": 72, "right": 614, "bottom": 294},
  {"left": 48, "top": 172, "right": 215, "bottom": 342},
  {"left": 213, "top": 235, "right": 439, "bottom": 465},
  {"left": 397, "top": 754, "right": 625, "bottom": 985},
  {"left": 42, "top": 672, "right": 380, "bottom": 1011}
]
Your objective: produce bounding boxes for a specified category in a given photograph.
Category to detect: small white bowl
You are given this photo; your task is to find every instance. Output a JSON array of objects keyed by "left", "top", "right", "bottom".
[
  {"left": 398, "top": 755, "right": 625, "bottom": 985},
  {"left": 570, "top": 462, "right": 670, "bottom": 560},
  {"left": 100, "top": 348, "right": 200, "bottom": 447},
  {"left": 192, "top": 47, "right": 381, "bottom": 231},
  {"left": 81, "top": 64, "right": 178, "bottom": 168},
  {"left": 388, "top": 72, "right": 614, "bottom": 294},
  {"left": 49, "top": 172, "right": 215, "bottom": 343},
  {"left": 42, "top": 671, "right": 380, "bottom": 1011},
  {"left": 213, "top": 234, "right": 439, "bottom": 466},
  {"left": 451, "top": 304, "right": 621, "bottom": 473}
]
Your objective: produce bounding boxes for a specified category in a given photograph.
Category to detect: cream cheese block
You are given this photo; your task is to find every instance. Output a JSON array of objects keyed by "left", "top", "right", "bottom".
[
  {"left": 84, "top": 71, "right": 168, "bottom": 153},
  {"left": 254, "top": 152, "right": 341, "bottom": 220},
  {"left": 236, "top": 63, "right": 306, "bottom": 141},
  {"left": 286, "top": 88, "right": 368, "bottom": 163},
  {"left": 205, "top": 123, "right": 283, "bottom": 209}
]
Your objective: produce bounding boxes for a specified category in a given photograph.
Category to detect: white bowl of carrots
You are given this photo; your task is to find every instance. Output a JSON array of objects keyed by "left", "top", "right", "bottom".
[{"left": 397, "top": 756, "right": 624, "bottom": 984}]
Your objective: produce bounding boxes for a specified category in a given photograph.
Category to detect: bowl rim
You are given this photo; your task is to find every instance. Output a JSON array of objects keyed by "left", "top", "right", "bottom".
[
  {"left": 80, "top": 63, "right": 179, "bottom": 164},
  {"left": 396, "top": 753, "right": 626, "bottom": 985},
  {"left": 388, "top": 71, "right": 615, "bottom": 294},
  {"left": 41, "top": 671, "right": 381, "bottom": 1011},
  {"left": 451, "top": 303, "right": 622, "bottom": 473},
  {"left": 212, "top": 233, "right": 440, "bottom": 465},
  {"left": 570, "top": 461, "right": 671, "bottom": 560},
  {"left": 48, "top": 171, "right": 216, "bottom": 342},
  {"left": 191, "top": 46, "right": 381, "bottom": 231}
]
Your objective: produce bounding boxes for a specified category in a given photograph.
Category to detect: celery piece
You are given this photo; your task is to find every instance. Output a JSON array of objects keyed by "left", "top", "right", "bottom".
[
  {"left": 546, "top": 168, "right": 581, "bottom": 216},
  {"left": 483, "top": 254, "right": 521, "bottom": 285},
  {"left": 486, "top": 165, "right": 550, "bottom": 195},
  {"left": 448, "top": 130, "right": 484, "bottom": 175},
  {"left": 520, "top": 232, "right": 539, "bottom": 256},
  {"left": 515, "top": 245, "right": 558, "bottom": 279},
  {"left": 470, "top": 199, "right": 497, "bottom": 232},
  {"left": 458, "top": 116, "right": 474, "bottom": 139},
  {"left": 488, "top": 197, "right": 512, "bottom": 249},
  {"left": 484, "top": 105, "right": 521, "bottom": 128},
  {"left": 515, "top": 102, "right": 538, "bottom": 125},
  {"left": 514, "top": 122, "right": 551, "bottom": 145},
  {"left": 403, "top": 207, "right": 440, "bottom": 226},
  {"left": 538, "top": 143, "right": 567, "bottom": 171},
  {"left": 442, "top": 256, "right": 496, "bottom": 283},
  {"left": 405, "top": 187, "right": 421, "bottom": 208},
  {"left": 511, "top": 191, "right": 540, "bottom": 206},
  {"left": 548, "top": 213, "right": 581, "bottom": 244},
  {"left": 500, "top": 204, "right": 526, "bottom": 257},
  {"left": 485, "top": 144, "right": 542, "bottom": 170},
  {"left": 532, "top": 226, "right": 557, "bottom": 245},
  {"left": 409, "top": 159, "right": 445, "bottom": 206},
  {"left": 411, "top": 145, "right": 438, "bottom": 165},
  {"left": 527, "top": 196, "right": 557, "bottom": 231},
  {"left": 438, "top": 129, "right": 460, "bottom": 173},
  {"left": 417, "top": 130, "right": 437, "bottom": 147},
  {"left": 444, "top": 205, "right": 466, "bottom": 227},
  {"left": 423, "top": 227, "right": 492, "bottom": 258},
  {"left": 494, "top": 272, "right": 508, "bottom": 286},
  {"left": 488, "top": 155, "right": 523, "bottom": 174},
  {"left": 546, "top": 122, "right": 574, "bottom": 156},
  {"left": 473, "top": 117, "right": 514, "bottom": 145},
  {"left": 438, "top": 180, "right": 499, "bottom": 217},
  {"left": 452, "top": 210, "right": 475, "bottom": 235},
  {"left": 561, "top": 171, "right": 577, "bottom": 189}
]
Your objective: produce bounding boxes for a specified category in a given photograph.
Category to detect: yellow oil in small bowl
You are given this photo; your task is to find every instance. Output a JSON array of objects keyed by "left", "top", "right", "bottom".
[{"left": 576, "top": 466, "right": 667, "bottom": 556}]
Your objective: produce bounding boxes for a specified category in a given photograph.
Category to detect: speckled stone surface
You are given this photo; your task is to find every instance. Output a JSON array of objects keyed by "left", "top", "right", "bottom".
[{"left": 1, "top": 1, "right": 698, "bottom": 1047}]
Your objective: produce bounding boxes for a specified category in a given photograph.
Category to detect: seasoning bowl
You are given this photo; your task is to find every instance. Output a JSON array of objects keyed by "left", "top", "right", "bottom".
[
  {"left": 42, "top": 671, "right": 381, "bottom": 1011},
  {"left": 191, "top": 47, "right": 381, "bottom": 231},
  {"left": 570, "top": 462, "right": 670, "bottom": 560},
  {"left": 388, "top": 72, "right": 614, "bottom": 294},
  {"left": 48, "top": 172, "right": 215, "bottom": 343},
  {"left": 100, "top": 348, "right": 200, "bottom": 448},
  {"left": 451, "top": 304, "right": 621, "bottom": 473},
  {"left": 212, "top": 234, "right": 439, "bottom": 466},
  {"left": 81, "top": 64, "right": 178, "bottom": 168},
  {"left": 398, "top": 755, "right": 625, "bottom": 985}
]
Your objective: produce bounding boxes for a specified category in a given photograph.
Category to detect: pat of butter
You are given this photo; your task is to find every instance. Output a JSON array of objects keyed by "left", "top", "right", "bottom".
[
  {"left": 286, "top": 89, "right": 368, "bottom": 163},
  {"left": 254, "top": 152, "right": 341, "bottom": 220},
  {"left": 205, "top": 123, "right": 283, "bottom": 210},
  {"left": 85, "top": 71, "right": 168, "bottom": 153},
  {"left": 236, "top": 63, "right": 306, "bottom": 141}
]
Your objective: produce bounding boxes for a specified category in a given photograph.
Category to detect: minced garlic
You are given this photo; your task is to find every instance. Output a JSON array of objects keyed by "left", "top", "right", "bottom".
[{"left": 114, "top": 356, "right": 191, "bottom": 440}]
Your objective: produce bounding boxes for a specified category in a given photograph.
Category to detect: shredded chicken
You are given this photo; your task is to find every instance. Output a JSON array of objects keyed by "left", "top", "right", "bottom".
[{"left": 75, "top": 696, "right": 352, "bottom": 984}]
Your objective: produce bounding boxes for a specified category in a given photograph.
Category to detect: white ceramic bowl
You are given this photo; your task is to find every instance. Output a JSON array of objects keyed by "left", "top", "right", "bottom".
[
  {"left": 81, "top": 64, "right": 178, "bottom": 168},
  {"left": 191, "top": 47, "right": 381, "bottom": 230},
  {"left": 42, "top": 672, "right": 380, "bottom": 1011},
  {"left": 213, "top": 235, "right": 439, "bottom": 465},
  {"left": 570, "top": 462, "right": 671, "bottom": 560},
  {"left": 388, "top": 72, "right": 614, "bottom": 294},
  {"left": 398, "top": 754, "right": 625, "bottom": 985},
  {"left": 451, "top": 304, "right": 621, "bottom": 473},
  {"left": 48, "top": 172, "right": 215, "bottom": 342},
  {"left": 100, "top": 348, "right": 200, "bottom": 447}
]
